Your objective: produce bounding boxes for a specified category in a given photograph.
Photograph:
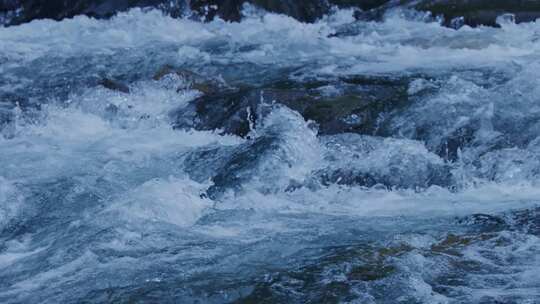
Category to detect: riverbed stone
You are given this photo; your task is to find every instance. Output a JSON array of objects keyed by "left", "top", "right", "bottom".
[{"left": 172, "top": 75, "right": 411, "bottom": 137}]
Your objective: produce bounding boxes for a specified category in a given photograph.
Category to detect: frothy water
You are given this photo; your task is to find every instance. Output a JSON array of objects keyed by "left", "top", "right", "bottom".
[{"left": 1, "top": 6, "right": 540, "bottom": 303}]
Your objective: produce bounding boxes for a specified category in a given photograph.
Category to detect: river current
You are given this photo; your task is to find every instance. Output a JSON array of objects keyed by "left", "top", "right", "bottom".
[{"left": 1, "top": 6, "right": 540, "bottom": 304}]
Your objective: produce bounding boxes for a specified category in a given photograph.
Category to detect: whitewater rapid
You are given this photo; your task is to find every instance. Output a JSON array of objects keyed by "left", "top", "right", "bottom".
[{"left": 1, "top": 6, "right": 540, "bottom": 303}]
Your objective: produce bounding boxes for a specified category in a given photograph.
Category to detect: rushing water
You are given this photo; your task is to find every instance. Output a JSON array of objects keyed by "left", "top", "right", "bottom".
[{"left": 1, "top": 6, "right": 540, "bottom": 304}]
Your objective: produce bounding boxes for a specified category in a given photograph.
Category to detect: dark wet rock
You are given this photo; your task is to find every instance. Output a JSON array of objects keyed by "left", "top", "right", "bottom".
[
  {"left": 2, "top": 0, "right": 393, "bottom": 26},
  {"left": 415, "top": 0, "right": 540, "bottom": 28},
  {"left": 290, "top": 75, "right": 409, "bottom": 135},
  {"left": 190, "top": 0, "right": 394, "bottom": 23},
  {"left": 185, "top": 128, "right": 301, "bottom": 199},
  {"left": 183, "top": 144, "right": 235, "bottom": 198},
  {"left": 182, "top": 106, "right": 316, "bottom": 199},
  {"left": 172, "top": 75, "right": 410, "bottom": 138},
  {"left": 172, "top": 87, "right": 313, "bottom": 137},
  {"left": 316, "top": 169, "right": 380, "bottom": 188},
  {"left": 182, "top": 139, "right": 273, "bottom": 199},
  {"left": 172, "top": 88, "right": 258, "bottom": 137},
  {"left": 433, "top": 124, "right": 477, "bottom": 162},
  {"left": 98, "top": 78, "right": 130, "bottom": 93},
  {"left": 206, "top": 135, "right": 280, "bottom": 199},
  {"left": 5, "top": 0, "right": 539, "bottom": 28},
  {"left": 0, "top": 0, "right": 188, "bottom": 26},
  {"left": 303, "top": 95, "right": 403, "bottom": 135},
  {"left": 348, "top": 264, "right": 395, "bottom": 281},
  {"left": 0, "top": 0, "right": 20, "bottom": 25},
  {"left": 235, "top": 243, "right": 409, "bottom": 303},
  {"left": 357, "top": 0, "right": 540, "bottom": 28},
  {"left": 331, "top": 0, "right": 392, "bottom": 10},
  {"left": 190, "top": 0, "right": 326, "bottom": 23},
  {"left": 171, "top": 88, "right": 296, "bottom": 137},
  {"left": 0, "top": 0, "right": 19, "bottom": 10}
]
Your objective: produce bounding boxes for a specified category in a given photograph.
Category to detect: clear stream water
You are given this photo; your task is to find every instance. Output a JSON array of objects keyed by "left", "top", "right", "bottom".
[{"left": 1, "top": 7, "right": 540, "bottom": 304}]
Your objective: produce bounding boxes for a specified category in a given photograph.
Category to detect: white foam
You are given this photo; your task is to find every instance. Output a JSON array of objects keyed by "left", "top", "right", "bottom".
[
  {"left": 107, "top": 176, "right": 212, "bottom": 227},
  {"left": 220, "top": 182, "right": 540, "bottom": 218},
  {"left": 1, "top": 7, "right": 538, "bottom": 74}
]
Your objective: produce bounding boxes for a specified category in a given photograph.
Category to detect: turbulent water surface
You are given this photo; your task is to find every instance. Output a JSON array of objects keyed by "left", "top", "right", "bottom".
[{"left": 1, "top": 6, "right": 540, "bottom": 304}]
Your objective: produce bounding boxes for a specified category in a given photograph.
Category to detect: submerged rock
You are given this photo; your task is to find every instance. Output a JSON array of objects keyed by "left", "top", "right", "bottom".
[
  {"left": 172, "top": 75, "right": 410, "bottom": 138},
  {"left": 182, "top": 134, "right": 289, "bottom": 199},
  {"left": 173, "top": 88, "right": 259, "bottom": 137},
  {"left": 304, "top": 75, "right": 409, "bottom": 135},
  {"left": 172, "top": 87, "right": 313, "bottom": 137},
  {"left": 235, "top": 243, "right": 411, "bottom": 303}
]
